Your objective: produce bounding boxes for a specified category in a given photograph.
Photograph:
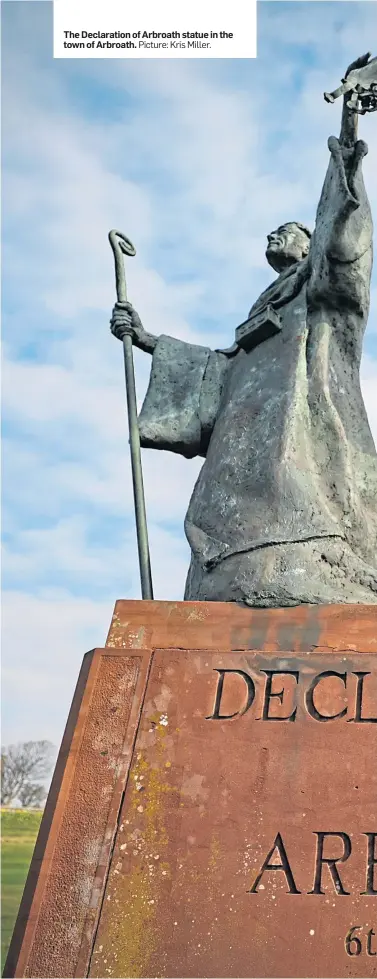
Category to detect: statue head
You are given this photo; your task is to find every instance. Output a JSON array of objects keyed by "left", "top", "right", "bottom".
[{"left": 266, "top": 222, "right": 311, "bottom": 273}]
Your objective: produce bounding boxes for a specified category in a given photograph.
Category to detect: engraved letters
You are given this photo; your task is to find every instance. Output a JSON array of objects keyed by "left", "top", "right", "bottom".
[
  {"left": 206, "top": 669, "right": 255, "bottom": 720},
  {"left": 206, "top": 667, "right": 376, "bottom": 723},
  {"left": 248, "top": 832, "right": 377, "bottom": 896}
]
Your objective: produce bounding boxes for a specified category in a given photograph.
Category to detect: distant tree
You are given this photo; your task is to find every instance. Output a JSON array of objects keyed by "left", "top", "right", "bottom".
[
  {"left": 18, "top": 782, "right": 47, "bottom": 809},
  {"left": 1, "top": 741, "right": 55, "bottom": 808}
]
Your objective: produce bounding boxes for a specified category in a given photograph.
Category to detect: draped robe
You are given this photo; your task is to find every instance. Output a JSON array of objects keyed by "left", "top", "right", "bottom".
[{"left": 138, "top": 135, "right": 377, "bottom": 605}]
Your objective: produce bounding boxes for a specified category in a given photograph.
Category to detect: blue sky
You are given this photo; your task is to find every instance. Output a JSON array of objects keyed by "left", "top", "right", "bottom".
[{"left": 2, "top": 1, "right": 377, "bottom": 749}]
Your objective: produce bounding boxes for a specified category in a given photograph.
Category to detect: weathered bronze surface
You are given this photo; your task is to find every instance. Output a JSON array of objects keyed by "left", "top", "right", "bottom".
[
  {"left": 4, "top": 601, "right": 377, "bottom": 979},
  {"left": 110, "top": 54, "right": 377, "bottom": 607}
]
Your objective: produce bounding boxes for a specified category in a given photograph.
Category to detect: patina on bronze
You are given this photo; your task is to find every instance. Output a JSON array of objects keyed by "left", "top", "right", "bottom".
[
  {"left": 235, "top": 304, "right": 282, "bottom": 353},
  {"left": 111, "top": 53, "right": 377, "bottom": 609}
]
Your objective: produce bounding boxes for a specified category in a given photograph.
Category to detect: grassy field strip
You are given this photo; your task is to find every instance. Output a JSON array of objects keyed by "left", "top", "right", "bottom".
[{"left": 1, "top": 808, "right": 42, "bottom": 972}]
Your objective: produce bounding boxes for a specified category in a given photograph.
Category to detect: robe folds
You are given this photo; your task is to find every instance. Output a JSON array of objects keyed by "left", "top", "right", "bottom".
[{"left": 138, "top": 135, "right": 377, "bottom": 604}]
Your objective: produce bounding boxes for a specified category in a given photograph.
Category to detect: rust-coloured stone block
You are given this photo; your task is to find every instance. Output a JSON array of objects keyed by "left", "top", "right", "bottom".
[
  {"left": 4, "top": 648, "right": 152, "bottom": 979},
  {"left": 4, "top": 601, "right": 377, "bottom": 979}
]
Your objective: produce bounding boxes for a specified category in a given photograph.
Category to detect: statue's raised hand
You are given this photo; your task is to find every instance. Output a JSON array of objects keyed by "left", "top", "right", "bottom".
[{"left": 325, "top": 52, "right": 377, "bottom": 112}]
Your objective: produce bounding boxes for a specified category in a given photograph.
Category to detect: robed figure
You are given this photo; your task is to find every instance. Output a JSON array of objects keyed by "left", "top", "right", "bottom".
[{"left": 111, "top": 57, "right": 377, "bottom": 607}]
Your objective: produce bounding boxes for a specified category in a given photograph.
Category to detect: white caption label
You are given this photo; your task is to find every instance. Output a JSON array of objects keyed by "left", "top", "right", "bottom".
[{"left": 53, "top": 0, "right": 257, "bottom": 60}]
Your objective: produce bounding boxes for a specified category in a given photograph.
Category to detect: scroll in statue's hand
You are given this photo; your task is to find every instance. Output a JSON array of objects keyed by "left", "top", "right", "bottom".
[{"left": 110, "top": 302, "right": 146, "bottom": 345}]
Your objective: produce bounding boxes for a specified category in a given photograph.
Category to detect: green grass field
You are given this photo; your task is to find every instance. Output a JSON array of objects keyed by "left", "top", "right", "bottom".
[{"left": 1, "top": 808, "right": 42, "bottom": 972}]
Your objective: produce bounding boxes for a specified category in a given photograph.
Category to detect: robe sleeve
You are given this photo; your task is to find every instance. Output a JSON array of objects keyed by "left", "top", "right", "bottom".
[
  {"left": 137, "top": 334, "right": 228, "bottom": 459},
  {"left": 307, "top": 135, "right": 372, "bottom": 320}
]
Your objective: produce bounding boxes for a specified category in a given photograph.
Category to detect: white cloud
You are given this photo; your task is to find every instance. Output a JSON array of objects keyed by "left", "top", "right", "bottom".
[{"left": 1, "top": 591, "right": 111, "bottom": 745}]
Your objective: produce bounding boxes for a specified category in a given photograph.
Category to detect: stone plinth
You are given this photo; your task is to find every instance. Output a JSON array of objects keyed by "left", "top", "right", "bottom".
[{"left": 4, "top": 601, "right": 377, "bottom": 978}]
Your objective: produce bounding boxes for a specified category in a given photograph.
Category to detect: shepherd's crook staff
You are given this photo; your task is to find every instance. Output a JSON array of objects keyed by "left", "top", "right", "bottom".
[{"left": 109, "top": 229, "right": 154, "bottom": 600}]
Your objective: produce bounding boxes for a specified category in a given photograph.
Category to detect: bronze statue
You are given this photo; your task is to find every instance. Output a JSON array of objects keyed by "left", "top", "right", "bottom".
[{"left": 110, "top": 54, "right": 377, "bottom": 608}]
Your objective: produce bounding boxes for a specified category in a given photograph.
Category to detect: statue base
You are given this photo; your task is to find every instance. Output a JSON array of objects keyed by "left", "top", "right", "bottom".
[{"left": 4, "top": 601, "right": 377, "bottom": 979}]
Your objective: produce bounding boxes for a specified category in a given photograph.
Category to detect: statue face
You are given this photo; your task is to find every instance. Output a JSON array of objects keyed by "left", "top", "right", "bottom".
[{"left": 266, "top": 224, "right": 310, "bottom": 273}]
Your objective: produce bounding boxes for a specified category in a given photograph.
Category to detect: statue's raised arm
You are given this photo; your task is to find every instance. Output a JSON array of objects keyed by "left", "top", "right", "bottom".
[{"left": 308, "top": 54, "right": 374, "bottom": 337}]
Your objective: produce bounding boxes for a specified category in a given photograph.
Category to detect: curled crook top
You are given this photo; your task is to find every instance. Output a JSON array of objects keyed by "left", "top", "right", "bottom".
[
  {"left": 109, "top": 229, "right": 137, "bottom": 257},
  {"left": 109, "top": 229, "right": 136, "bottom": 303}
]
